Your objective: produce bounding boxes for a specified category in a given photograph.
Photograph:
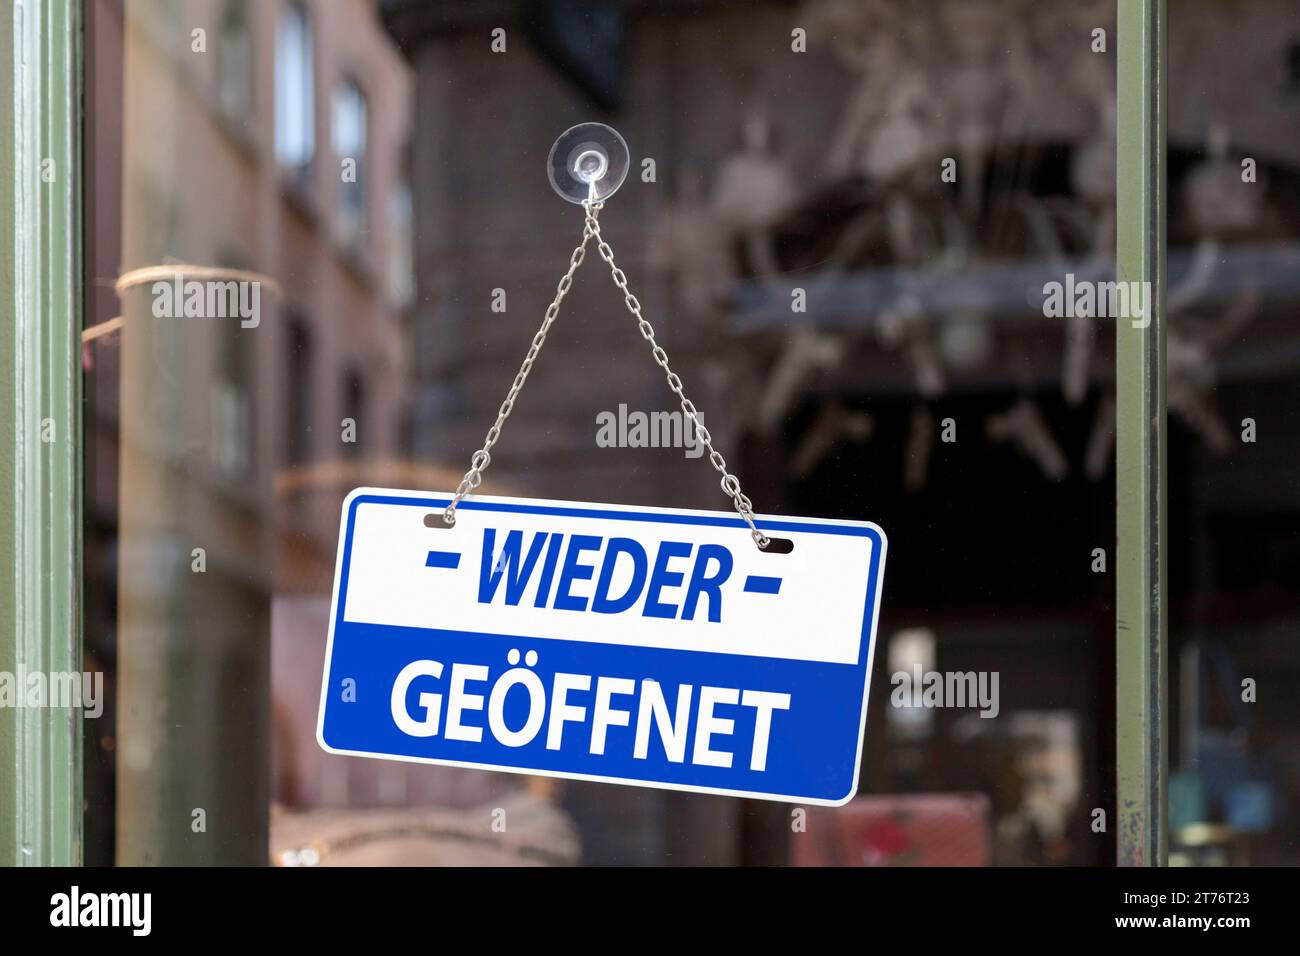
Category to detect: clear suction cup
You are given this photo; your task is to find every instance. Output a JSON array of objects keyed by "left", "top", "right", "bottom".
[{"left": 547, "top": 122, "right": 630, "bottom": 204}]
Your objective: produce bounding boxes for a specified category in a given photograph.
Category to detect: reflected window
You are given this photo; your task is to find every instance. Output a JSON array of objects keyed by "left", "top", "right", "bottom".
[
  {"left": 332, "top": 78, "right": 368, "bottom": 249},
  {"left": 387, "top": 175, "right": 414, "bottom": 308},
  {"left": 887, "top": 628, "right": 937, "bottom": 740},
  {"left": 216, "top": 0, "right": 253, "bottom": 121},
  {"left": 212, "top": 302, "right": 254, "bottom": 479},
  {"left": 275, "top": 0, "right": 314, "bottom": 183},
  {"left": 285, "top": 316, "right": 313, "bottom": 465}
]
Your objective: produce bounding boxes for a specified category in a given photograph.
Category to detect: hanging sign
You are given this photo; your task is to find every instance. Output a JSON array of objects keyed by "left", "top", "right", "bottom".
[{"left": 317, "top": 488, "right": 888, "bottom": 805}]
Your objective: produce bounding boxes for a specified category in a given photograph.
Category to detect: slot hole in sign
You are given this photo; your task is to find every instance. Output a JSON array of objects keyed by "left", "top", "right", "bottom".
[
  {"left": 762, "top": 537, "right": 794, "bottom": 554},
  {"left": 423, "top": 513, "right": 453, "bottom": 529}
]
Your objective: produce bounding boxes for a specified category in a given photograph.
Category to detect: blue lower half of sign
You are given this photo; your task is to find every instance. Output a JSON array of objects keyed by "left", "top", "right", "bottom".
[{"left": 319, "top": 619, "right": 871, "bottom": 804}]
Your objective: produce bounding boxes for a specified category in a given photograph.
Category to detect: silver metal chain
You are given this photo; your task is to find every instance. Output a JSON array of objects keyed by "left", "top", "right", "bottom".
[
  {"left": 444, "top": 200, "right": 770, "bottom": 550},
  {"left": 441, "top": 209, "right": 595, "bottom": 524}
]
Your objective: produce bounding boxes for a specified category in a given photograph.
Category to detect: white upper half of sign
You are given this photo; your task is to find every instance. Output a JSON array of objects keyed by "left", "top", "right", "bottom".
[{"left": 339, "top": 489, "right": 884, "bottom": 666}]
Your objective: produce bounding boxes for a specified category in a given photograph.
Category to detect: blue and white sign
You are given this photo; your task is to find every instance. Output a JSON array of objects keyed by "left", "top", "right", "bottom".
[{"left": 317, "top": 489, "right": 888, "bottom": 805}]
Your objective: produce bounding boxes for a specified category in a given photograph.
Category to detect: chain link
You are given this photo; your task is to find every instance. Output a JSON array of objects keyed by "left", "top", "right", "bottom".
[
  {"left": 584, "top": 204, "right": 770, "bottom": 549},
  {"left": 442, "top": 210, "right": 595, "bottom": 524},
  {"left": 445, "top": 200, "right": 769, "bottom": 550}
]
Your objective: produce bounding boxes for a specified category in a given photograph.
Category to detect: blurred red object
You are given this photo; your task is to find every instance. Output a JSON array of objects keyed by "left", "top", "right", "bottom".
[{"left": 791, "top": 793, "right": 991, "bottom": 866}]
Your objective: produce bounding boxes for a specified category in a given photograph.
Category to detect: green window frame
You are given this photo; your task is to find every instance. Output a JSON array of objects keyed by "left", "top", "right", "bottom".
[
  {"left": 1114, "top": 0, "right": 1168, "bottom": 868},
  {"left": 0, "top": 0, "right": 84, "bottom": 866}
]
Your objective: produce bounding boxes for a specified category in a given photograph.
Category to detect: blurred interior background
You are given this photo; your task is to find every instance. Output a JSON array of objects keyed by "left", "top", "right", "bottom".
[{"left": 80, "top": 0, "right": 1300, "bottom": 866}]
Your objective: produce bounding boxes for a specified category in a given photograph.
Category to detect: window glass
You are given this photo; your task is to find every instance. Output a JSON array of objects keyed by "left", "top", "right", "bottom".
[
  {"left": 274, "top": 1, "right": 314, "bottom": 180},
  {"left": 78, "top": 0, "right": 1297, "bottom": 867},
  {"left": 332, "top": 78, "right": 367, "bottom": 249},
  {"left": 1165, "top": 0, "right": 1300, "bottom": 865}
]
